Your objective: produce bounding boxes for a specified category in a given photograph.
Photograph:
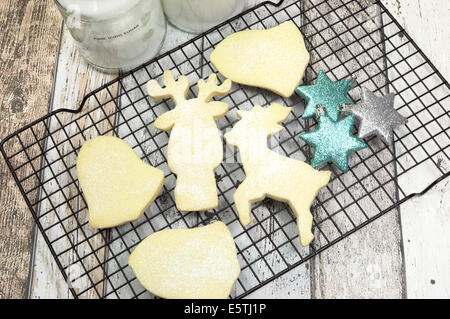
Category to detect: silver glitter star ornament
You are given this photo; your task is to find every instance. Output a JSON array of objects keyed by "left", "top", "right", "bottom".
[{"left": 350, "top": 87, "right": 407, "bottom": 145}]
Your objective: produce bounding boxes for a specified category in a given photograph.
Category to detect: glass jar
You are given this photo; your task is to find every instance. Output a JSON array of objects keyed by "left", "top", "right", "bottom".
[
  {"left": 55, "top": 0, "right": 167, "bottom": 73},
  {"left": 161, "top": 0, "right": 245, "bottom": 33}
]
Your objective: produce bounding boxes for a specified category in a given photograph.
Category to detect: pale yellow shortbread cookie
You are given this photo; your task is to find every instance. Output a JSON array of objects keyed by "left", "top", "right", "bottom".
[
  {"left": 224, "top": 104, "right": 331, "bottom": 246},
  {"left": 147, "top": 71, "right": 231, "bottom": 211},
  {"left": 128, "top": 221, "right": 241, "bottom": 299},
  {"left": 77, "top": 136, "right": 164, "bottom": 228},
  {"left": 210, "top": 21, "right": 310, "bottom": 98}
]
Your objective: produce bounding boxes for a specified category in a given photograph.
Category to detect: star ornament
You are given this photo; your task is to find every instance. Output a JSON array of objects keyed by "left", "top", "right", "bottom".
[
  {"left": 296, "top": 70, "right": 354, "bottom": 121},
  {"left": 351, "top": 87, "right": 407, "bottom": 145},
  {"left": 300, "top": 113, "right": 367, "bottom": 172}
]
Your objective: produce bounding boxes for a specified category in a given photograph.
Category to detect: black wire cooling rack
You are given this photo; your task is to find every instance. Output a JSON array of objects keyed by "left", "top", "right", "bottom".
[{"left": 1, "top": 0, "right": 449, "bottom": 299}]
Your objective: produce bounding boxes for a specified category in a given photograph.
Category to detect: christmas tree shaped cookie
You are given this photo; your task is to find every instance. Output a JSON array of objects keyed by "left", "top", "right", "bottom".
[
  {"left": 224, "top": 104, "right": 331, "bottom": 246},
  {"left": 147, "top": 71, "right": 232, "bottom": 211},
  {"left": 77, "top": 136, "right": 165, "bottom": 228},
  {"left": 211, "top": 21, "right": 310, "bottom": 98},
  {"left": 129, "top": 221, "right": 240, "bottom": 299}
]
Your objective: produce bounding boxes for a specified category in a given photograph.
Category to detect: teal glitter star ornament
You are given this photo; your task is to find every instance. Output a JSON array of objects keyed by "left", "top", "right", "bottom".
[
  {"left": 296, "top": 70, "right": 355, "bottom": 121},
  {"left": 300, "top": 109, "right": 367, "bottom": 172}
]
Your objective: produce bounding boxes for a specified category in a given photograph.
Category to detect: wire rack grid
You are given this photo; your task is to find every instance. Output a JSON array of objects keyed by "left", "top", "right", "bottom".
[{"left": 1, "top": 0, "right": 449, "bottom": 299}]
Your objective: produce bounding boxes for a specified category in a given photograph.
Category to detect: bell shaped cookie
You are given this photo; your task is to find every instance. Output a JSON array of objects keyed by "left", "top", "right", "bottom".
[
  {"left": 129, "top": 221, "right": 241, "bottom": 299},
  {"left": 77, "top": 136, "right": 165, "bottom": 228},
  {"left": 210, "top": 21, "right": 310, "bottom": 98}
]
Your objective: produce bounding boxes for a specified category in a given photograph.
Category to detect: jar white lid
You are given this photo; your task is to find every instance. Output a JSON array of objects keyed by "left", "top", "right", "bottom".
[{"left": 56, "top": 0, "right": 141, "bottom": 20}]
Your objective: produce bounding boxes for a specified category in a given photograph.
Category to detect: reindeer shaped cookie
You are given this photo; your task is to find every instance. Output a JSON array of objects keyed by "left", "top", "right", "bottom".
[
  {"left": 147, "top": 70, "right": 232, "bottom": 211},
  {"left": 224, "top": 104, "right": 331, "bottom": 246}
]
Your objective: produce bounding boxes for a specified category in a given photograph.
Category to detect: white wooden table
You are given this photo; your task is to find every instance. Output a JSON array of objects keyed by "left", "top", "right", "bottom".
[{"left": 29, "top": 0, "right": 449, "bottom": 299}]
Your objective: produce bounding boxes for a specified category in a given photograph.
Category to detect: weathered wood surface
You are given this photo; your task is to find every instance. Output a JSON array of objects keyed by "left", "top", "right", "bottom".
[
  {"left": 0, "top": 0, "right": 448, "bottom": 299},
  {"left": 0, "top": 0, "right": 61, "bottom": 299}
]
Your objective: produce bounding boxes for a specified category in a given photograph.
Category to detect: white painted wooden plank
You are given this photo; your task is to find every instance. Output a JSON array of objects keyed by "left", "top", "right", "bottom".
[
  {"left": 381, "top": 0, "right": 450, "bottom": 80},
  {"left": 382, "top": 0, "right": 450, "bottom": 299},
  {"left": 401, "top": 181, "right": 450, "bottom": 298}
]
